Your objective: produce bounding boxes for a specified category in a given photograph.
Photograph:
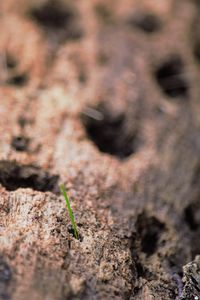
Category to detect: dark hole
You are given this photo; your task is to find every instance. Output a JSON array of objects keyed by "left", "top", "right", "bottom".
[
  {"left": 0, "top": 160, "right": 59, "bottom": 193},
  {"left": 0, "top": 260, "right": 12, "bottom": 284},
  {"left": 82, "top": 105, "right": 137, "bottom": 159},
  {"left": 128, "top": 13, "right": 161, "bottom": 33},
  {"left": 18, "top": 117, "right": 27, "bottom": 128},
  {"left": 6, "top": 73, "right": 28, "bottom": 87},
  {"left": 114, "top": 290, "right": 120, "bottom": 296},
  {"left": 184, "top": 203, "right": 199, "bottom": 231},
  {"left": 17, "top": 116, "right": 33, "bottom": 128},
  {"left": 30, "top": 1, "right": 73, "bottom": 29},
  {"left": 135, "top": 261, "right": 145, "bottom": 278},
  {"left": 29, "top": 1, "right": 83, "bottom": 42},
  {"left": 11, "top": 136, "right": 30, "bottom": 152},
  {"left": 5, "top": 54, "right": 17, "bottom": 69},
  {"left": 155, "top": 57, "right": 189, "bottom": 98},
  {"left": 133, "top": 287, "right": 140, "bottom": 295},
  {"left": 68, "top": 224, "right": 83, "bottom": 241},
  {"left": 136, "top": 213, "right": 165, "bottom": 256}
]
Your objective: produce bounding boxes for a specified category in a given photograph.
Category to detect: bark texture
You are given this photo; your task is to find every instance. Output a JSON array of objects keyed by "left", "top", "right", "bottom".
[{"left": 0, "top": 0, "right": 200, "bottom": 299}]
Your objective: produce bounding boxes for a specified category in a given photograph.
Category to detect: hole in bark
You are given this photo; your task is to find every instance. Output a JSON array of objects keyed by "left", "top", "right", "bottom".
[
  {"left": 6, "top": 73, "right": 28, "bottom": 87},
  {"left": 135, "top": 261, "right": 145, "bottom": 278},
  {"left": 184, "top": 202, "right": 200, "bottom": 231},
  {"left": 136, "top": 213, "right": 165, "bottom": 256},
  {"left": 30, "top": 1, "right": 72, "bottom": 29},
  {"left": 5, "top": 54, "right": 17, "bottom": 69},
  {"left": 17, "top": 116, "right": 33, "bottom": 128},
  {"left": 128, "top": 13, "right": 161, "bottom": 33},
  {"left": 0, "top": 160, "right": 59, "bottom": 193},
  {"left": 68, "top": 224, "right": 83, "bottom": 241},
  {"left": 82, "top": 105, "right": 138, "bottom": 159},
  {"left": 155, "top": 56, "right": 189, "bottom": 98},
  {"left": 11, "top": 136, "right": 30, "bottom": 152},
  {"left": 29, "top": 1, "right": 83, "bottom": 42},
  {"left": 18, "top": 116, "right": 27, "bottom": 128}
]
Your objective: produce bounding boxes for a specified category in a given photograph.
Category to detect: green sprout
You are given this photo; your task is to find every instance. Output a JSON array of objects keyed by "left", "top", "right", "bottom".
[{"left": 60, "top": 184, "right": 79, "bottom": 240}]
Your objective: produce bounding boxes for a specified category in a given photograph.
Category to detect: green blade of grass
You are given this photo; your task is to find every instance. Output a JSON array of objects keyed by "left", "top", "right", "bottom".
[{"left": 60, "top": 184, "right": 79, "bottom": 240}]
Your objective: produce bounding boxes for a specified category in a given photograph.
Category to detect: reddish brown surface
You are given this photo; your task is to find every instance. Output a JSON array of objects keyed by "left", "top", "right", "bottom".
[{"left": 0, "top": 0, "right": 200, "bottom": 299}]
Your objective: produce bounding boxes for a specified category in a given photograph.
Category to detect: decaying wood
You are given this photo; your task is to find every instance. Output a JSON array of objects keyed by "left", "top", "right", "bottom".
[{"left": 0, "top": 0, "right": 200, "bottom": 299}]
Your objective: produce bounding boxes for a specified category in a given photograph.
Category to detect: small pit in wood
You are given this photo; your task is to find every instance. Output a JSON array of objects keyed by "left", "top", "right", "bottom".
[
  {"left": 68, "top": 224, "right": 83, "bottom": 241},
  {"left": 184, "top": 201, "right": 200, "bottom": 231},
  {"left": 155, "top": 56, "right": 189, "bottom": 99},
  {"left": 136, "top": 212, "right": 165, "bottom": 256},
  {"left": 6, "top": 73, "right": 28, "bottom": 87},
  {"left": 82, "top": 105, "right": 138, "bottom": 159},
  {"left": 29, "top": 0, "right": 83, "bottom": 42},
  {"left": 5, "top": 54, "right": 17, "bottom": 70},
  {"left": 11, "top": 136, "right": 30, "bottom": 152},
  {"left": 128, "top": 13, "right": 161, "bottom": 33},
  {"left": 0, "top": 160, "right": 59, "bottom": 193}
]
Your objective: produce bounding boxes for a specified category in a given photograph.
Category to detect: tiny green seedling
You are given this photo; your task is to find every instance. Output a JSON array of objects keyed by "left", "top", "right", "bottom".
[{"left": 60, "top": 184, "right": 79, "bottom": 239}]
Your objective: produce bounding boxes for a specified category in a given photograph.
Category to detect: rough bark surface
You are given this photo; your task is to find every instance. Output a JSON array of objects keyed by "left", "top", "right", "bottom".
[{"left": 0, "top": 0, "right": 200, "bottom": 299}]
